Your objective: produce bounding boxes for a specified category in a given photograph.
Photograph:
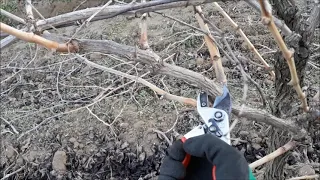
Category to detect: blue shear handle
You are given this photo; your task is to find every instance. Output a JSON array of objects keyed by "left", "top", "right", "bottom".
[{"left": 213, "top": 85, "right": 232, "bottom": 115}]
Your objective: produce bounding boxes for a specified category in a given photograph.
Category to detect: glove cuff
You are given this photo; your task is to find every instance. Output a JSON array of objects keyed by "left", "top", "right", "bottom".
[{"left": 249, "top": 168, "right": 256, "bottom": 180}]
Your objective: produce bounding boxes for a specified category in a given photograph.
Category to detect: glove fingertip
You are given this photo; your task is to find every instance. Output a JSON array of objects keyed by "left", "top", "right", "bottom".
[{"left": 167, "top": 140, "right": 186, "bottom": 161}]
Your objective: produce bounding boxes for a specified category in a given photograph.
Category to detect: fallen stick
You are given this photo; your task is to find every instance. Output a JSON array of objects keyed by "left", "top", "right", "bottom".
[
  {"left": 0, "top": 166, "right": 25, "bottom": 180},
  {"left": 258, "top": 0, "right": 309, "bottom": 112},
  {"left": 0, "top": 9, "right": 26, "bottom": 25},
  {"left": 286, "top": 175, "right": 319, "bottom": 180},
  {"left": 249, "top": 141, "right": 296, "bottom": 169}
]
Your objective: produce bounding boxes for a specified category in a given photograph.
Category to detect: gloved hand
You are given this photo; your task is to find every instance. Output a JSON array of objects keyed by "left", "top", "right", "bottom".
[{"left": 158, "top": 134, "right": 256, "bottom": 180}]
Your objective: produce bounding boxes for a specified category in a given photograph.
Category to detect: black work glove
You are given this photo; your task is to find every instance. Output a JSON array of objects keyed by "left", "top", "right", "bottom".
[{"left": 158, "top": 134, "right": 255, "bottom": 180}]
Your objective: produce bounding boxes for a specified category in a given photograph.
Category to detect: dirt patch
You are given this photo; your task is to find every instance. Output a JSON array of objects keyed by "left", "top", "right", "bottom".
[{"left": 1, "top": 1, "right": 319, "bottom": 180}]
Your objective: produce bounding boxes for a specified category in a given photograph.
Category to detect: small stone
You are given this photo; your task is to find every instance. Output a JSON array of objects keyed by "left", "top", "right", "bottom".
[
  {"left": 196, "top": 57, "right": 204, "bottom": 66},
  {"left": 69, "top": 137, "right": 76, "bottom": 143},
  {"left": 139, "top": 152, "right": 146, "bottom": 162},
  {"left": 307, "top": 146, "right": 314, "bottom": 153},
  {"left": 79, "top": 144, "right": 84, "bottom": 149},
  {"left": 121, "top": 142, "right": 129, "bottom": 149},
  {"left": 232, "top": 139, "right": 240, "bottom": 146},
  {"left": 252, "top": 143, "right": 261, "bottom": 150},
  {"left": 137, "top": 146, "right": 143, "bottom": 153},
  {"left": 88, "top": 133, "right": 94, "bottom": 139},
  {"left": 5, "top": 146, "right": 16, "bottom": 159},
  {"left": 52, "top": 151, "right": 67, "bottom": 175},
  {"left": 119, "top": 123, "right": 129, "bottom": 128},
  {"left": 256, "top": 67, "right": 262, "bottom": 71},
  {"left": 264, "top": 79, "right": 273, "bottom": 85},
  {"left": 16, "top": 156, "right": 24, "bottom": 166},
  {"left": 115, "top": 152, "right": 124, "bottom": 163},
  {"left": 250, "top": 132, "right": 258, "bottom": 138},
  {"left": 73, "top": 142, "right": 79, "bottom": 149},
  {"left": 298, "top": 165, "right": 315, "bottom": 176},
  {"left": 239, "top": 131, "right": 249, "bottom": 136},
  {"left": 252, "top": 137, "right": 262, "bottom": 144}
]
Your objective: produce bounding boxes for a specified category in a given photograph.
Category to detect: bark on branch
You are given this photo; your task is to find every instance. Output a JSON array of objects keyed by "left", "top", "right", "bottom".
[
  {"left": 34, "top": 0, "right": 235, "bottom": 30},
  {"left": 0, "top": 22, "right": 306, "bottom": 136}
]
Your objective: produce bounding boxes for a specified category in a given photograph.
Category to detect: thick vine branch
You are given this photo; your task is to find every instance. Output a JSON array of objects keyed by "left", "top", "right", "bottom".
[
  {"left": 33, "top": 0, "right": 234, "bottom": 30},
  {"left": 0, "top": 22, "right": 306, "bottom": 136},
  {"left": 258, "top": 0, "right": 308, "bottom": 112}
]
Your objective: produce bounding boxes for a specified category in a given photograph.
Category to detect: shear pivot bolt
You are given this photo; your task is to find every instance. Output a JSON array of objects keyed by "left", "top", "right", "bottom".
[
  {"left": 214, "top": 111, "right": 224, "bottom": 122},
  {"left": 201, "top": 102, "right": 207, "bottom": 106}
]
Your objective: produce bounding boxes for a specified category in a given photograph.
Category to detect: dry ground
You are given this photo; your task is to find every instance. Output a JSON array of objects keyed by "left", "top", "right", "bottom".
[{"left": 0, "top": 0, "right": 319, "bottom": 180}]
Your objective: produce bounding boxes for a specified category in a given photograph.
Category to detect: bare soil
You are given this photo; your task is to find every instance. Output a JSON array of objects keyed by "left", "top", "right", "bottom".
[{"left": 1, "top": 1, "right": 319, "bottom": 180}]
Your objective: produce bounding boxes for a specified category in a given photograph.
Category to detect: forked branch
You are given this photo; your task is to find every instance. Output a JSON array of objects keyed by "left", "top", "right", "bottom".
[{"left": 258, "top": 0, "right": 309, "bottom": 112}]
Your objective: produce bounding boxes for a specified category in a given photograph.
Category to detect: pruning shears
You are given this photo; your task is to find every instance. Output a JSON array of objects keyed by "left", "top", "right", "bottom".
[{"left": 181, "top": 85, "right": 232, "bottom": 167}]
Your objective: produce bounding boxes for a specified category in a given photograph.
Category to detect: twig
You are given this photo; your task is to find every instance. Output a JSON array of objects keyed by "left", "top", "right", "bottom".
[
  {"left": 73, "top": 0, "right": 88, "bottom": 11},
  {"left": 0, "top": 9, "right": 26, "bottom": 24},
  {"left": 56, "top": 63, "right": 63, "bottom": 101},
  {"left": 258, "top": 0, "right": 309, "bottom": 112},
  {"left": 139, "top": 0, "right": 150, "bottom": 50},
  {"left": 286, "top": 175, "right": 319, "bottom": 180},
  {"left": 160, "top": 77, "right": 180, "bottom": 133},
  {"left": 0, "top": 166, "right": 25, "bottom": 180},
  {"left": 68, "top": 0, "right": 113, "bottom": 41},
  {"left": 154, "top": 12, "right": 208, "bottom": 36},
  {"left": 213, "top": 2, "right": 275, "bottom": 79},
  {"left": 249, "top": 141, "right": 296, "bottom": 169},
  {"left": 86, "top": 107, "right": 117, "bottom": 136},
  {"left": 194, "top": 6, "right": 226, "bottom": 84},
  {"left": 153, "top": 129, "right": 172, "bottom": 145},
  {"left": 75, "top": 54, "right": 197, "bottom": 106},
  {"left": 0, "top": 117, "right": 19, "bottom": 134},
  {"left": 217, "top": 25, "right": 268, "bottom": 108},
  {"left": 1, "top": 45, "right": 39, "bottom": 84},
  {"left": 229, "top": 118, "right": 239, "bottom": 132}
]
